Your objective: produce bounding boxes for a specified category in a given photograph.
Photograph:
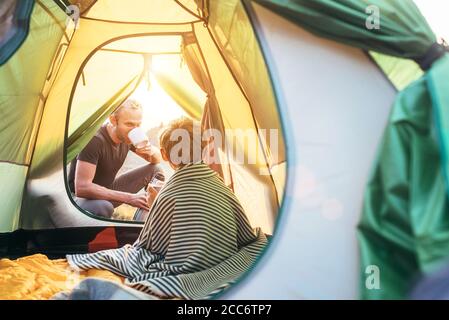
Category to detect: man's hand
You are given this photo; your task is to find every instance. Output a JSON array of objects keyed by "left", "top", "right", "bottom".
[
  {"left": 146, "top": 185, "right": 159, "bottom": 207},
  {"left": 134, "top": 144, "right": 162, "bottom": 164},
  {"left": 127, "top": 193, "right": 149, "bottom": 211},
  {"left": 75, "top": 160, "right": 149, "bottom": 206}
]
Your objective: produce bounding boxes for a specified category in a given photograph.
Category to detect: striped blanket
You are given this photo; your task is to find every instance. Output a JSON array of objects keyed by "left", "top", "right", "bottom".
[{"left": 67, "top": 162, "right": 267, "bottom": 299}]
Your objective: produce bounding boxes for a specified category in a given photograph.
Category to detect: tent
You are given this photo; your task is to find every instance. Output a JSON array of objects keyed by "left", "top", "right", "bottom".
[
  {"left": 0, "top": 0, "right": 448, "bottom": 299},
  {"left": 0, "top": 0, "right": 285, "bottom": 232}
]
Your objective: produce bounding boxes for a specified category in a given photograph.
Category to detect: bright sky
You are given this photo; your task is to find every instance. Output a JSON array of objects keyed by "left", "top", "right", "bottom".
[
  {"left": 130, "top": 73, "right": 187, "bottom": 132},
  {"left": 414, "top": 0, "right": 449, "bottom": 41},
  {"left": 127, "top": 54, "right": 206, "bottom": 133}
]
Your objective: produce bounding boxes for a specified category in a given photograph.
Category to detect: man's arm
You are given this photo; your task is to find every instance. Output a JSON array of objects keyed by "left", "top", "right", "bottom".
[{"left": 74, "top": 160, "right": 149, "bottom": 210}]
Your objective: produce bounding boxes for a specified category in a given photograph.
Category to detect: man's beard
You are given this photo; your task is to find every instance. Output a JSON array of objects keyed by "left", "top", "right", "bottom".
[{"left": 116, "top": 130, "right": 127, "bottom": 144}]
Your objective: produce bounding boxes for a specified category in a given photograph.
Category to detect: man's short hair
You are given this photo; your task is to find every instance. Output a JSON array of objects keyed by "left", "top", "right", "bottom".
[{"left": 113, "top": 99, "right": 142, "bottom": 118}]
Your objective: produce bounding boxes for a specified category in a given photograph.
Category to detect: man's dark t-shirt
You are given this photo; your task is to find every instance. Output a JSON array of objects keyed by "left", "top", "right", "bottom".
[{"left": 68, "top": 125, "right": 134, "bottom": 193}]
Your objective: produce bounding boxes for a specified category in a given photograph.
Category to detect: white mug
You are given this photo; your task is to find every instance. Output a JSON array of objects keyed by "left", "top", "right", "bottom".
[{"left": 128, "top": 127, "right": 148, "bottom": 149}]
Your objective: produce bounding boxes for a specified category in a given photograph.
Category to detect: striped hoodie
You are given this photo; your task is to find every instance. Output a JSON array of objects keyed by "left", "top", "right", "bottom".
[{"left": 67, "top": 162, "right": 267, "bottom": 299}]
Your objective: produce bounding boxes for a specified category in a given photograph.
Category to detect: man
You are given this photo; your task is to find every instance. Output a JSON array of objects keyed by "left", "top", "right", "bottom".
[{"left": 68, "top": 99, "right": 163, "bottom": 218}]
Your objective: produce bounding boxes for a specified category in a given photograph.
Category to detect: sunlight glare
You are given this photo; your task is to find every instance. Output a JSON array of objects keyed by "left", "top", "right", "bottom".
[
  {"left": 131, "top": 73, "right": 187, "bottom": 133},
  {"left": 414, "top": 0, "right": 449, "bottom": 41}
]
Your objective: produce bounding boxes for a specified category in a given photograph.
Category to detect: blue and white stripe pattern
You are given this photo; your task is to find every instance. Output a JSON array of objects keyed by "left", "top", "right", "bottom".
[{"left": 67, "top": 162, "right": 267, "bottom": 299}]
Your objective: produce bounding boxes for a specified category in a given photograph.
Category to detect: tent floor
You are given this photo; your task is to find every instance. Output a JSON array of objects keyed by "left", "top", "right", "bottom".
[{"left": 0, "top": 226, "right": 141, "bottom": 259}]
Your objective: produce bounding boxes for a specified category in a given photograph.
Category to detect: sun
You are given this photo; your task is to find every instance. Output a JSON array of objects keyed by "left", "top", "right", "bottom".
[
  {"left": 130, "top": 73, "right": 188, "bottom": 133},
  {"left": 129, "top": 54, "right": 207, "bottom": 133}
]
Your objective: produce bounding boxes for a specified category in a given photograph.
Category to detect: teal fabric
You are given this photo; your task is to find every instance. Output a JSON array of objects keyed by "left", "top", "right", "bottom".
[
  {"left": 254, "top": 0, "right": 436, "bottom": 58},
  {"left": 358, "top": 67, "right": 449, "bottom": 299}
]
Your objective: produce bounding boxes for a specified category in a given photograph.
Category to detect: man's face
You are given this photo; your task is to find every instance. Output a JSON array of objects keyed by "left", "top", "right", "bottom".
[{"left": 111, "top": 107, "right": 143, "bottom": 144}]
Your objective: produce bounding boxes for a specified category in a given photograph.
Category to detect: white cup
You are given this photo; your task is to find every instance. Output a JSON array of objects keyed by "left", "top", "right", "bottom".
[{"left": 128, "top": 127, "right": 148, "bottom": 149}]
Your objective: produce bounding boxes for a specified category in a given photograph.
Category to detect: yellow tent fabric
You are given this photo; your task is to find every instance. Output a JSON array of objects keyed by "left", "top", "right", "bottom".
[
  {"left": 207, "top": 0, "right": 286, "bottom": 166},
  {"left": 0, "top": 0, "right": 69, "bottom": 232}
]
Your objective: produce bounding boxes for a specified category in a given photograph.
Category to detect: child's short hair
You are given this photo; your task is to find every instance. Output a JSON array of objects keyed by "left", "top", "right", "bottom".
[{"left": 159, "top": 117, "right": 206, "bottom": 166}]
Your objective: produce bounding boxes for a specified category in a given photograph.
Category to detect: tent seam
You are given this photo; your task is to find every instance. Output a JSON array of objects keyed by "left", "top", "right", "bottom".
[
  {"left": 80, "top": 16, "right": 202, "bottom": 26},
  {"left": 0, "top": 160, "right": 29, "bottom": 167},
  {"left": 174, "top": 0, "right": 204, "bottom": 21}
]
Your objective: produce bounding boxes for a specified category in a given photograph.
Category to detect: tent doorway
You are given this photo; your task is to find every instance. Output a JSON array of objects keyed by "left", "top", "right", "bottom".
[{"left": 65, "top": 34, "right": 208, "bottom": 223}]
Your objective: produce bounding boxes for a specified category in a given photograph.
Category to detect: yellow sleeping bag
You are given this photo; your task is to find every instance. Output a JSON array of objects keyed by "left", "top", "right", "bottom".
[{"left": 0, "top": 254, "right": 124, "bottom": 300}]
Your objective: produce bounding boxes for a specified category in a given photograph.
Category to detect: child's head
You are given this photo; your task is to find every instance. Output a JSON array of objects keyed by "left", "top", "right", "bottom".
[{"left": 159, "top": 117, "right": 206, "bottom": 169}]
